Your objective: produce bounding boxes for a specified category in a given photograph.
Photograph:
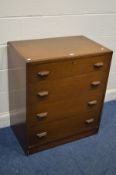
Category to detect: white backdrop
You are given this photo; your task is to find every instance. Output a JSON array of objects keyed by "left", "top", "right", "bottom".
[{"left": 0, "top": 0, "right": 116, "bottom": 127}]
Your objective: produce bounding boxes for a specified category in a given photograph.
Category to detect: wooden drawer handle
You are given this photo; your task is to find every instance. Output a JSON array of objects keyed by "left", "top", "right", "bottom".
[
  {"left": 37, "top": 91, "right": 48, "bottom": 97},
  {"left": 91, "top": 81, "right": 101, "bottom": 87},
  {"left": 36, "top": 132, "right": 47, "bottom": 138},
  {"left": 88, "top": 100, "right": 97, "bottom": 106},
  {"left": 85, "top": 118, "right": 95, "bottom": 124},
  {"left": 37, "top": 112, "right": 48, "bottom": 119},
  {"left": 94, "top": 62, "right": 104, "bottom": 68},
  {"left": 38, "top": 71, "right": 50, "bottom": 77}
]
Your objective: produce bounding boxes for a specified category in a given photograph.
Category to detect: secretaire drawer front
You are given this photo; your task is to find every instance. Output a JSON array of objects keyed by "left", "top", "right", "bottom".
[
  {"left": 27, "top": 92, "right": 103, "bottom": 127},
  {"left": 28, "top": 113, "right": 99, "bottom": 147},
  {"left": 28, "top": 71, "right": 107, "bottom": 105},
  {"left": 27, "top": 54, "right": 111, "bottom": 83}
]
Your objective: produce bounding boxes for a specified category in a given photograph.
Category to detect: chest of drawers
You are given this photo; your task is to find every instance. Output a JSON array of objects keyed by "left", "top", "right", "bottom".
[{"left": 7, "top": 36, "right": 113, "bottom": 155}]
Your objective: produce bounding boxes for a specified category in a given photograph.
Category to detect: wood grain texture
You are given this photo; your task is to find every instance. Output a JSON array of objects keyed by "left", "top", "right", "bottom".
[
  {"left": 8, "top": 36, "right": 112, "bottom": 62},
  {"left": 7, "top": 43, "right": 27, "bottom": 152},
  {"left": 28, "top": 113, "right": 99, "bottom": 147},
  {"left": 27, "top": 54, "right": 111, "bottom": 82},
  {"left": 27, "top": 91, "right": 103, "bottom": 128},
  {"left": 7, "top": 36, "right": 113, "bottom": 155},
  {"left": 27, "top": 71, "right": 108, "bottom": 105},
  {"left": 27, "top": 129, "right": 99, "bottom": 155}
]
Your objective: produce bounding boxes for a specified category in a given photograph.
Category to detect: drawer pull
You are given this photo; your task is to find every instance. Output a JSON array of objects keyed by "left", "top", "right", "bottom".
[
  {"left": 37, "top": 91, "right": 48, "bottom": 97},
  {"left": 94, "top": 62, "right": 104, "bottom": 68},
  {"left": 91, "top": 81, "right": 101, "bottom": 87},
  {"left": 37, "top": 112, "right": 48, "bottom": 119},
  {"left": 38, "top": 71, "right": 50, "bottom": 77},
  {"left": 85, "top": 118, "right": 95, "bottom": 124},
  {"left": 88, "top": 100, "right": 97, "bottom": 106},
  {"left": 36, "top": 132, "right": 47, "bottom": 138}
]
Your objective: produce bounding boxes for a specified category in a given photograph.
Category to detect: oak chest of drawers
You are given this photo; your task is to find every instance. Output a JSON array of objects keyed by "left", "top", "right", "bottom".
[{"left": 7, "top": 36, "right": 113, "bottom": 155}]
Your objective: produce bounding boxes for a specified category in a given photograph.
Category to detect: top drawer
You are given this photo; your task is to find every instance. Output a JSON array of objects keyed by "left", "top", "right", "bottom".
[{"left": 27, "top": 54, "right": 111, "bottom": 84}]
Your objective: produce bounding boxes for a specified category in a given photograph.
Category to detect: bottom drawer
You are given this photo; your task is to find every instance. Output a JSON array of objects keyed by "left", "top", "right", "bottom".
[{"left": 28, "top": 112, "right": 100, "bottom": 147}]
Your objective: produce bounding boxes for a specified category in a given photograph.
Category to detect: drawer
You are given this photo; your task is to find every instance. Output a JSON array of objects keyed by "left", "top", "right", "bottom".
[
  {"left": 27, "top": 92, "right": 103, "bottom": 127},
  {"left": 27, "top": 55, "right": 111, "bottom": 84},
  {"left": 28, "top": 71, "right": 107, "bottom": 105},
  {"left": 28, "top": 112, "right": 99, "bottom": 147}
]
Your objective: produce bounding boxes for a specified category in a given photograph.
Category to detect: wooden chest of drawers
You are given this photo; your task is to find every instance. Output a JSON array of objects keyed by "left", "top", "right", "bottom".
[{"left": 7, "top": 36, "right": 113, "bottom": 155}]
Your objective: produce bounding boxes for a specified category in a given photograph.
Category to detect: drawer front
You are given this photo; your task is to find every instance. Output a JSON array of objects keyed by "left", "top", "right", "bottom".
[
  {"left": 27, "top": 55, "right": 111, "bottom": 84},
  {"left": 28, "top": 71, "right": 107, "bottom": 105},
  {"left": 28, "top": 112, "right": 99, "bottom": 147},
  {"left": 27, "top": 92, "right": 103, "bottom": 127}
]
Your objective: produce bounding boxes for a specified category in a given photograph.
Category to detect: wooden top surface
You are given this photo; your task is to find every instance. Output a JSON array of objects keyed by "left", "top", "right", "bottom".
[{"left": 8, "top": 36, "right": 112, "bottom": 62}]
